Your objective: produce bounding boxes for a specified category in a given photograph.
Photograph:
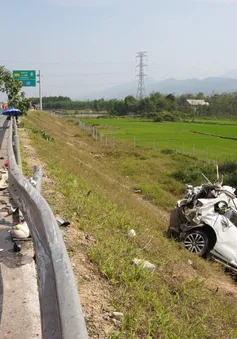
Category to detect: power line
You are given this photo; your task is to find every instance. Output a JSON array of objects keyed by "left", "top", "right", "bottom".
[{"left": 136, "top": 51, "right": 147, "bottom": 99}]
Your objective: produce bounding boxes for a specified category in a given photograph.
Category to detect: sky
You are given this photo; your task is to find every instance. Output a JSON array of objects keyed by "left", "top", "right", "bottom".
[{"left": 1, "top": 0, "right": 237, "bottom": 99}]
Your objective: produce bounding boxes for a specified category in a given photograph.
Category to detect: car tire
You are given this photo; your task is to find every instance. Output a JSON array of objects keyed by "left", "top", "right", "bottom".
[{"left": 183, "top": 229, "right": 209, "bottom": 256}]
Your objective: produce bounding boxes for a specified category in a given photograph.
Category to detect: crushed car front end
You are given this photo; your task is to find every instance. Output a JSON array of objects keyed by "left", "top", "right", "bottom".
[{"left": 168, "top": 169, "right": 237, "bottom": 271}]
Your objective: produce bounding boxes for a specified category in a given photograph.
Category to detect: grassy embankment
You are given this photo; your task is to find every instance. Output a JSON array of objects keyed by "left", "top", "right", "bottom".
[
  {"left": 21, "top": 111, "right": 237, "bottom": 339},
  {"left": 82, "top": 118, "right": 237, "bottom": 162}
]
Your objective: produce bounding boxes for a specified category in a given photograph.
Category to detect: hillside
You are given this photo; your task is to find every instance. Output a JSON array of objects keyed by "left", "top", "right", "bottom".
[
  {"left": 21, "top": 111, "right": 237, "bottom": 338},
  {"left": 92, "top": 71, "right": 237, "bottom": 99}
]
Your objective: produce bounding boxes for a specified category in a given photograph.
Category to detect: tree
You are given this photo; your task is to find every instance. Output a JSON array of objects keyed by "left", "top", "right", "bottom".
[
  {"left": 111, "top": 100, "right": 126, "bottom": 116},
  {"left": 0, "top": 65, "right": 30, "bottom": 114},
  {"left": 197, "top": 92, "right": 205, "bottom": 99},
  {"left": 149, "top": 92, "right": 162, "bottom": 102},
  {"left": 17, "top": 92, "right": 31, "bottom": 114},
  {"left": 166, "top": 93, "right": 176, "bottom": 102},
  {"left": 124, "top": 95, "right": 137, "bottom": 114},
  {"left": 0, "top": 66, "right": 21, "bottom": 106},
  {"left": 156, "top": 97, "right": 169, "bottom": 112}
]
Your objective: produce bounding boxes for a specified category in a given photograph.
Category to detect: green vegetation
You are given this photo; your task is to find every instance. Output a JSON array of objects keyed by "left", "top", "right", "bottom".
[
  {"left": 81, "top": 118, "right": 237, "bottom": 162},
  {"left": 0, "top": 65, "right": 31, "bottom": 114},
  {"left": 30, "top": 92, "right": 237, "bottom": 119},
  {"left": 172, "top": 161, "right": 237, "bottom": 188},
  {"left": 21, "top": 111, "right": 237, "bottom": 339},
  {"left": 30, "top": 128, "right": 54, "bottom": 142}
]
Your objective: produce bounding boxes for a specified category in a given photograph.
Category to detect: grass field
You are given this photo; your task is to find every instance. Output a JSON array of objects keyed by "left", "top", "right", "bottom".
[
  {"left": 81, "top": 118, "right": 237, "bottom": 162},
  {"left": 20, "top": 111, "right": 237, "bottom": 338}
]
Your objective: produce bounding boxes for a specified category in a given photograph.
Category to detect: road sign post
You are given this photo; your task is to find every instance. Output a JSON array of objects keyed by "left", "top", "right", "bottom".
[
  {"left": 37, "top": 70, "right": 43, "bottom": 110},
  {"left": 13, "top": 70, "right": 43, "bottom": 110}
]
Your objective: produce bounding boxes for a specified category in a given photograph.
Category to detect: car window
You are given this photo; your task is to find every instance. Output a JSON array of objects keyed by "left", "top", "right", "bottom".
[{"left": 224, "top": 209, "right": 237, "bottom": 228}]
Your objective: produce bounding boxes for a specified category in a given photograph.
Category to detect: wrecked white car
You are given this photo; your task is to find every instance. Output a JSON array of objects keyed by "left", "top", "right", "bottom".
[{"left": 168, "top": 168, "right": 237, "bottom": 272}]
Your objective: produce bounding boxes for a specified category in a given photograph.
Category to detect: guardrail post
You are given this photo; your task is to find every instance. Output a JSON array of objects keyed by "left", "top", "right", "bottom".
[
  {"left": 33, "top": 166, "right": 43, "bottom": 193},
  {"left": 12, "top": 117, "right": 22, "bottom": 168},
  {"left": 13, "top": 134, "right": 22, "bottom": 168},
  {"left": 13, "top": 117, "right": 17, "bottom": 136}
]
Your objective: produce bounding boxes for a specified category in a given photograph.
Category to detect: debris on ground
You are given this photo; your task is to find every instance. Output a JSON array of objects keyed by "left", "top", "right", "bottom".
[
  {"left": 132, "top": 258, "right": 156, "bottom": 271},
  {"left": 128, "top": 229, "right": 136, "bottom": 237},
  {"left": 11, "top": 222, "right": 30, "bottom": 239},
  {"left": 0, "top": 200, "right": 16, "bottom": 218},
  {"left": 85, "top": 190, "right": 92, "bottom": 196},
  {"left": 111, "top": 312, "right": 124, "bottom": 321},
  {"left": 56, "top": 217, "right": 71, "bottom": 227},
  {"left": 0, "top": 170, "right": 8, "bottom": 189},
  {"left": 3, "top": 160, "right": 8, "bottom": 170},
  {"left": 13, "top": 241, "right": 22, "bottom": 252}
]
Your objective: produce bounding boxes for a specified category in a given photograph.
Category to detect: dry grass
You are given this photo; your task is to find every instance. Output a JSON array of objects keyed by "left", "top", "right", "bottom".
[{"left": 20, "top": 111, "right": 237, "bottom": 339}]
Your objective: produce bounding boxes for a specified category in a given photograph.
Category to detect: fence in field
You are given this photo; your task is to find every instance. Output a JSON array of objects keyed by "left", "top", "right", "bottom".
[{"left": 77, "top": 120, "right": 235, "bottom": 164}]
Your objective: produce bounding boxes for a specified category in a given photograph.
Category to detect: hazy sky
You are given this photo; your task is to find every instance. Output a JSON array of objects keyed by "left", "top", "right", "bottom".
[{"left": 1, "top": 0, "right": 237, "bottom": 99}]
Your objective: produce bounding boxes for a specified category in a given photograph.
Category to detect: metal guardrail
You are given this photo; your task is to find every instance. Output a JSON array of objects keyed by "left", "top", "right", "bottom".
[{"left": 7, "top": 118, "right": 88, "bottom": 339}]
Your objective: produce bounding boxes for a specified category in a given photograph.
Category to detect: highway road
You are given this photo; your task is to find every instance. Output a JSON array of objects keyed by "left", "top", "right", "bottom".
[{"left": 0, "top": 116, "right": 41, "bottom": 338}]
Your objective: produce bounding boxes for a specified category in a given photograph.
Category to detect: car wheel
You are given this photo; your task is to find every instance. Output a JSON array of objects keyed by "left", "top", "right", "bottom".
[{"left": 183, "top": 229, "right": 209, "bottom": 256}]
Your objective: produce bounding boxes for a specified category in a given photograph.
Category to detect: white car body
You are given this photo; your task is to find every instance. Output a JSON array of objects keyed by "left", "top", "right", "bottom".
[{"left": 170, "top": 181, "right": 237, "bottom": 271}]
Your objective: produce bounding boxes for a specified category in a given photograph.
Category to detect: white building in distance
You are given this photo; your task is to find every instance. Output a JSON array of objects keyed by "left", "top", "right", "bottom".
[{"left": 186, "top": 99, "right": 209, "bottom": 106}]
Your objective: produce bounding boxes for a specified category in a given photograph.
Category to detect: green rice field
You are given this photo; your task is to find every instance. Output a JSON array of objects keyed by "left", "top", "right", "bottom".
[{"left": 81, "top": 118, "right": 237, "bottom": 162}]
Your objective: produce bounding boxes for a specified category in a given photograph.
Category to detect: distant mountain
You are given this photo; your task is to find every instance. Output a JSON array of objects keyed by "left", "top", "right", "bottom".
[
  {"left": 91, "top": 81, "right": 137, "bottom": 100},
  {"left": 89, "top": 77, "right": 156, "bottom": 100},
  {"left": 221, "top": 70, "right": 237, "bottom": 79},
  {"left": 90, "top": 75, "right": 237, "bottom": 99},
  {"left": 148, "top": 77, "right": 237, "bottom": 96}
]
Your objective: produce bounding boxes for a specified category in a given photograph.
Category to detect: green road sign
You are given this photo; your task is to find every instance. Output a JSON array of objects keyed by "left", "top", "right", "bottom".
[{"left": 13, "top": 70, "right": 36, "bottom": 87}]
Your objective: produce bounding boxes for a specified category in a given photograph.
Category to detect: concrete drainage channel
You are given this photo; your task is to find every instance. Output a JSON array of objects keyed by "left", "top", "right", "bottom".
[{"left": 0, "top": 117, "right": 88, "bottom": 339}]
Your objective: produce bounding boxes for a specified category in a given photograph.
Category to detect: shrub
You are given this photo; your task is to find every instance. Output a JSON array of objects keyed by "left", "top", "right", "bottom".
[
  {"left": 30, "top": 128, "right": 54, "bottom": 142},
  {"left": 161, "top": 148, "right": 175, "bottom": 155},
  {"left": 154, "top": 114, "right": 163, "bottom": 122},
  {"left": 219, "top": 161, "right": 237, "bottom": 173},
  {"left": 171, "top": 161, "right": 237, "bottom": 188},
  {"left": 171, "top": 164, "right": 215, "bottom": 185}
]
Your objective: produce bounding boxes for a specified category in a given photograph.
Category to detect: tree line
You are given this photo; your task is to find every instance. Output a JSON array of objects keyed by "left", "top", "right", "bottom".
[{"left": 30, "top": 91, "right": 237, "bottom": 120}]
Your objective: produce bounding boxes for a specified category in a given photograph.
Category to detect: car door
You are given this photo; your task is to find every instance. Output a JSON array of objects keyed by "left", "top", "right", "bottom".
[{"left": 212, "top": 214, "right": 237, "bottom": 263}]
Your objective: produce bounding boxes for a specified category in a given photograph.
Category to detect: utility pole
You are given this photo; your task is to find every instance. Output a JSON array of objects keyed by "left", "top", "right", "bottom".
[
  {"left": 37, "top": 70, "right": 43, "bottom": 110},
  {"left": 136, "top": 51, "right": 147, "bottom": 99}
]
